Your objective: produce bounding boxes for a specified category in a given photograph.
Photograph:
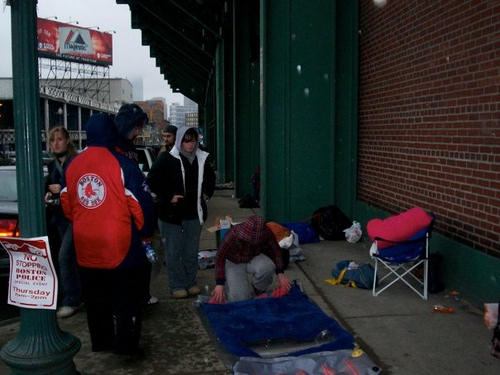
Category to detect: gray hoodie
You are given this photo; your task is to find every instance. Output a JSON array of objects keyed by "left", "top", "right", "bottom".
[{"left": 174, "top": 126, "right": 198, "bottom": 163}]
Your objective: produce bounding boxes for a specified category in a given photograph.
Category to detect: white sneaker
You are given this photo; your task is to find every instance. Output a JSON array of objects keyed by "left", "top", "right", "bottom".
[
  {"left": 56, "top": 306, "right": 76, "bottom": 318},
  {"left": 147, "top": 296, "right": 159, "bottom": 305}
]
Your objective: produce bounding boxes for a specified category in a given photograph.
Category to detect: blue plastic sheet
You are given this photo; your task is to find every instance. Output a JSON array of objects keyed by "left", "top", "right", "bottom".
[{"left": 199, "top": 285, "right": 354, "bottom": 357}]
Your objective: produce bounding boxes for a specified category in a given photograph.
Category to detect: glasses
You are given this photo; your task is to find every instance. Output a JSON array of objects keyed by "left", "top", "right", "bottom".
[{"left": 182, "top": 138, "right": 196, "bottom": 143}]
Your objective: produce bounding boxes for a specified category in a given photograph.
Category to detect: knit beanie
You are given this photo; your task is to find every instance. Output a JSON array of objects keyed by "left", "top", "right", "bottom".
[{"left": 114, "top": 103, "right": 148, "bottom": 139}]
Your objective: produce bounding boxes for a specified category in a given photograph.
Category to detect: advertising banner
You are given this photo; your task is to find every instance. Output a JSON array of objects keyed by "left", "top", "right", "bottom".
[
  {"left": 0, "top": 236, "right": 58, "bottom": 310},
  {"left": 37, "top": 17, "right": 113, "bottom": 66}
]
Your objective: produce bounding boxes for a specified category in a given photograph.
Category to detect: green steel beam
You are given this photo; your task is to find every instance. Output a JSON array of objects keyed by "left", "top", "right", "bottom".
[
  {"left": 204, "top": 85, "right": 217, "bottom": 158},
  {"left": 151, "top": 45, "right": 208, "bottom": 81},
  {"left": 160, "top": 63, "right": 205, "bottom": 89},
  {"left": 134, "top": 1, "right": 214, "bottom": 59},
  {"left": 140, "top": 25, "right": 211, "bottom": 73},
  {"left": 160, "top": 64, "right": 203, "bottom": 91},
  {"left": 260, "top": 0, "right": 336, "bottom": 221},
  {"left": 234, "top": 0, "right": 260, "bottom": 198},
  {"left": 232, "top": 0, "right": 238, "bottom": 191},
  {"left": 168, "top": 0, "right": 220, "bottom": 38},
  {"left": 215, "top": 40, "right": 225, "bottom": 183},
  {"left": 259, "top": 0, "right": 267, "bottom": 218},
  {"left": 0, "top": 1, "right": 80, "bottom": 373},
  {"left": 334, "top": 0, "right": 359, "bottom": 218},
  {"left": 224, "top": 1, "right": 235, "bottom": 183}
]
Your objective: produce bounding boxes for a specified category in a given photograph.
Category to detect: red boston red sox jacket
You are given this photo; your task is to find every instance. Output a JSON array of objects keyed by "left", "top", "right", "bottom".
[{"left": 61, "top": 113, "right": 153, "bottom": 269}]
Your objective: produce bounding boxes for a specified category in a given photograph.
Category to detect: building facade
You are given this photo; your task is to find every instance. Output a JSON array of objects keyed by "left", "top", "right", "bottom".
[
  {"left": 135, "top": 99, "right": 168, "bottom": 145},
  {"left": 168, "top": 96, "right": 198, "bottom": 128}
]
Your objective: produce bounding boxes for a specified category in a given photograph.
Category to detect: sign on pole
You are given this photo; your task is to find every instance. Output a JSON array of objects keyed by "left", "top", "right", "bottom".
[{"left": 0, "top": 236, "right": 58, "bottom": 309}]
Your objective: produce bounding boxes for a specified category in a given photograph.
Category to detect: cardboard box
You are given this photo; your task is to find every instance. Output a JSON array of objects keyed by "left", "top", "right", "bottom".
[{"left": 207, "top": 216, "right": 235, "bottom": 248}]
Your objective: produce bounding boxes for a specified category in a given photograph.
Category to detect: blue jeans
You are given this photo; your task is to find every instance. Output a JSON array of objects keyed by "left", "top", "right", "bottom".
[
  {"left": 58, "top": 222, "right": 82, "bottom": 307},
  {"left": 158, "top": 219, "right": 202, "bottom": 292}
]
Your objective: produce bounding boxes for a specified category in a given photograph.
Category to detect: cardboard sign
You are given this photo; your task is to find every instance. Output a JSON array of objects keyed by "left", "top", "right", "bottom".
[{"left": 0, "top": 236, "right": 58, "bottom": 309}]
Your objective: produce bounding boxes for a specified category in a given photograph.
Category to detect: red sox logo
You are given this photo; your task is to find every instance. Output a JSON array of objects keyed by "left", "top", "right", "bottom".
[{"left": 77, "top": 173, "right": 106, "bottom": 209}]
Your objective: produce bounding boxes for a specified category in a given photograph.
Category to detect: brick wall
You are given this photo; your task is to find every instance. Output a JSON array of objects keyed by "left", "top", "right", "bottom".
[{"left": 357, "top": 0, "right": 500, "bottom": 257}]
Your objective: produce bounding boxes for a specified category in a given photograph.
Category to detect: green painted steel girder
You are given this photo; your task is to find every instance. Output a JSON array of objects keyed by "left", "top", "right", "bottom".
[
  {"left": 215, "top": 40, "right": 225, "bottom": 183},
  {"left": 0, "top": 1, "right": 80, "bottom": 373},
  {"left": 334, "top": 0, "right": 359, "bottom": 218},
  {"left": 133, "top": 1, "right": 214, "bottom": 59},
  {"left": 260, "top": 0, "right": 337, "bottom": 222},
  {"left": 233, "top": 0, "right": 260, "bottom": 198},
  {"left": 140, "top": 26, "right": 212, "bottom": 73},
  {"left": 168, "top": 0, "right": 220, "bottom": 38},
  {"left": 139, "top": 28, "right": 207, "bottom": 69},
  {"left": 151, "top": 46, "right": 209, "bottom": 82},
  {"left": 150, "top": 44, "right": 210, "bottom": 77}
]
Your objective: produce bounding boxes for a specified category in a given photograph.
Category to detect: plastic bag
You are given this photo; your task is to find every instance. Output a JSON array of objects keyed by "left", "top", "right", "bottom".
[{"left": 343, "top": 221, "right": 362, "bottom": 243}]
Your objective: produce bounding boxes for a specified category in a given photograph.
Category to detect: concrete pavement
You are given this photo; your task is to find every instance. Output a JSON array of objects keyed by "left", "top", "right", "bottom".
[{"left": 0, "top": 189, "right": 499, "bottom": 374}]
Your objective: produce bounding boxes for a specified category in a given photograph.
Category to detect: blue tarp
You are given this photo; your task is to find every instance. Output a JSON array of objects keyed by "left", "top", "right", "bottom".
[{"left": 199, "top": 285, "right": 354, "bottom": 358}]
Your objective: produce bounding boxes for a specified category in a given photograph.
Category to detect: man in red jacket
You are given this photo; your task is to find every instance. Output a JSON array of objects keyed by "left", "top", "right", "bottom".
[{"left": 61, "top": 113, "right": 154, "bottom": 355}]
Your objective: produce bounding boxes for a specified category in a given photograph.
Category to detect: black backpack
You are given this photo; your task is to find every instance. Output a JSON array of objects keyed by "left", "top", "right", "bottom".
[
  {"left": 238, "top": 194, "right": 259, "bottom": 208},
  {"left": 311, "top": 205, "right": 351, "bottom": 240}
]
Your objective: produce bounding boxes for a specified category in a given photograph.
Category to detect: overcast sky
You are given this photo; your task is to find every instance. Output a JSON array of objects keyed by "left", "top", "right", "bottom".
[{"left": 0, "top": 0, "right": 185, "bottom": 110}]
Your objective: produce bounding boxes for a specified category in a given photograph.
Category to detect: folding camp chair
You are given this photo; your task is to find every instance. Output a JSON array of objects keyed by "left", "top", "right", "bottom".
[{"left": 371, "top": 214, "right": 435, "bottom": 300}]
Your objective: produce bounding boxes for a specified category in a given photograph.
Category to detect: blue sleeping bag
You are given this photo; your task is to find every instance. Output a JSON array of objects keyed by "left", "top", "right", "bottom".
[{"left": 199, "top": 285, "right": 354, "bottom": 357}]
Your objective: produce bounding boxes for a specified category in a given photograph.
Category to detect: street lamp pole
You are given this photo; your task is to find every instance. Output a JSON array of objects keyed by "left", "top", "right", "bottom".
[{"left": 0, "top": 1, "right": 80, "bottom": 374}]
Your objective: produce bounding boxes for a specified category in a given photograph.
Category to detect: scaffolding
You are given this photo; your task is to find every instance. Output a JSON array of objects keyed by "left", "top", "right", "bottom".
[{"left": 38, "top": 57, "right": 111, "bottom": 103}]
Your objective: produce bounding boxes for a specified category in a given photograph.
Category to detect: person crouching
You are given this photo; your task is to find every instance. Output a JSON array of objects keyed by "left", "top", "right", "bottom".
[{"left": 210, "top": 215, "right": 291, "bottom": 303}]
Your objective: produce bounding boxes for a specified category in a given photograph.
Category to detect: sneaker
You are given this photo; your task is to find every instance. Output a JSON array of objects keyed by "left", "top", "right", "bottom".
[
  {"left": 187, "top": 285, "right": 201, "bottom": 296},
  {"left": 171, "top": 289, "right": 188, "bottom": 299},
  {"left": 56, "top": 306, "right": 77, "bottom": 319},
  {"left": 147, "top": 296, "right": 159, "bottom": 305}
]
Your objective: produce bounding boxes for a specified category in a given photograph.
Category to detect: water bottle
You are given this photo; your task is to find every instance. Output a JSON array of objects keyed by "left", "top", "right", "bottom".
[{"left": 143, "top": 242, "right": 158, "bottom": 264}]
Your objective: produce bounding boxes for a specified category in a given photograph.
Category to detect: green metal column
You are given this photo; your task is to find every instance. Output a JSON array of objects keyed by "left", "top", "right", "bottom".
[
  {"left": 0, "top": 1, "right": 81, "bottom": 374},
  {"left": 232, "top": 1, "right": 239, "bottom": 191},
  {"left": 203, "top": 82, "right": 216, "bottom": 159},
  {"left": 234, "top": 0, "right": 260, "bottom": 198},
  {"left": 334, "top": 0, "right": 359, "bottom": 218},
  {"left": 224, "top": 1, "right": 235, "bottom": 183},
  {"left": 215, "top": 40, "right": 226, "bottom": 183},
  {"left": 260, "top": 0, "right": 336, "bottom": 221}
]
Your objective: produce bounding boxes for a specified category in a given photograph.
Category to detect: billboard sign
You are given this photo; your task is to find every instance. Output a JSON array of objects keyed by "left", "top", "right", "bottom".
[{"left": 37, "top": 18, "right": 113, "bottom": 66}]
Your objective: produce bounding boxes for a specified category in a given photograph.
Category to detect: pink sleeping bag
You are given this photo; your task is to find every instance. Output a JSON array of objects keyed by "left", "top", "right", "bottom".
[{"left": 366, "top": 207, "right": 433, "bottom": 249}]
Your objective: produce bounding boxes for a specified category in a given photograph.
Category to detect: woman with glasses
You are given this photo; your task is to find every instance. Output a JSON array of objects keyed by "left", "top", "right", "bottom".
[{"left": 147, "top": 126, "right": 215, "bottom": 299}]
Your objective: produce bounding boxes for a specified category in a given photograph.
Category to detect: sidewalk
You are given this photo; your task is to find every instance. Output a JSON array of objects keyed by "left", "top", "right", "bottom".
[{"left": 0, "top": 190, "right": 499, "bottom": 374}]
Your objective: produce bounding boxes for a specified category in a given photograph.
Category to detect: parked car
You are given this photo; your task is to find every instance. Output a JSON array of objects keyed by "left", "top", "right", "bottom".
[
  {"left": 136, "top": 146, "right": 157, "bottom": 176},
  {"left": 42, "top": 151, "right": 52, "bottom": 166},
  {"left": 0, "top": 166, "right": 19, "bottom": 277}
]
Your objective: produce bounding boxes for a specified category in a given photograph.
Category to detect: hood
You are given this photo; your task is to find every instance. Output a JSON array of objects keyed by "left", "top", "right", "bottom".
[
  {"left": 233, "top": 215, "right": 267, "bottom": 245},
  {"left": 85, "top": 113, "right": 118, "bottom": 147},
  {"left": 174, "top": 126, "right": 199, "bottom": 154}
]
